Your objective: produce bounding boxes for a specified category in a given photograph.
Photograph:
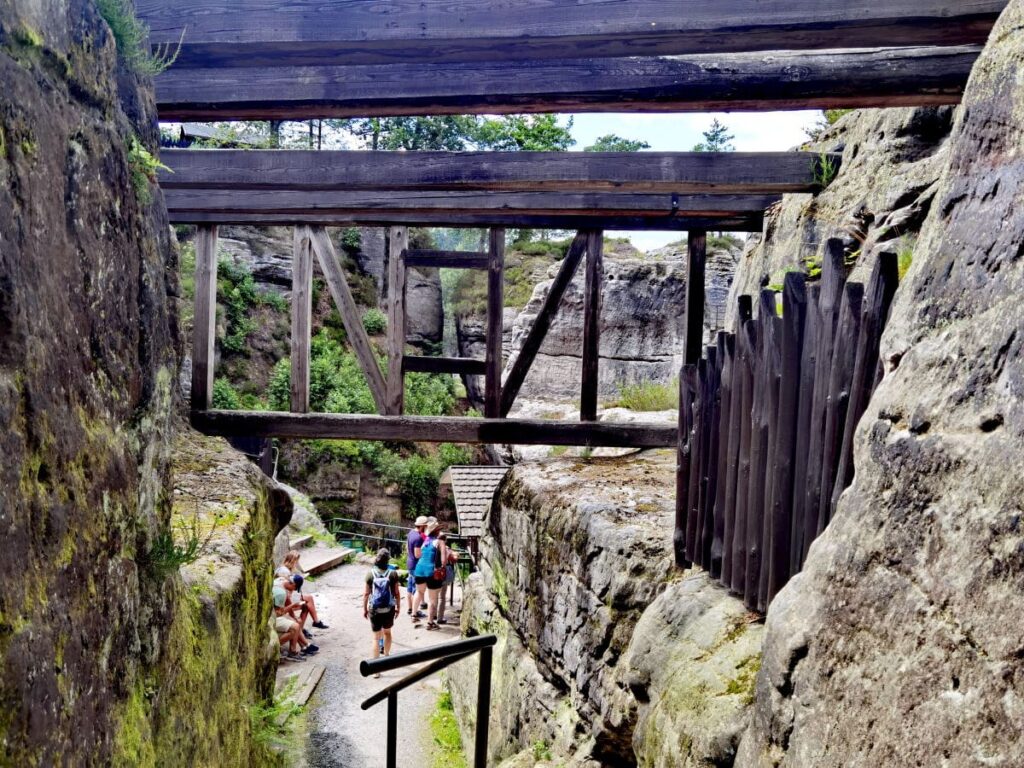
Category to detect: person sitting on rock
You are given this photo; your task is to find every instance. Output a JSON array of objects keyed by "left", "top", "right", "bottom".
[
  {"left": 363, "top": 548, "right": 401, "bottom": 678},
  {"left": 274, "top": 584, "right": 316, "bottom": 660},
  {"left": 406, "top": 516, "right": 429, "bottom": 619},
  {"left": 282, "top": 550, "right": 328, "bottom": 631},
  {"left": 282, "top": 574, "right": 317, "bottom": 641}
]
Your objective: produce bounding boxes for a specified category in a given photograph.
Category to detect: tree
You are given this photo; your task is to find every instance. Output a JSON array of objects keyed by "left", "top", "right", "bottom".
[
  {"left": 472, "top": 114, "right": 575, "bottom": 151},
  {"left": 584, "top": 134, "right": 651, "bottom": 152},
  {"left": 692, "top": 118, "right": 735, "bottom": 152},
  {"left": 803, "top": 109, "right": 854, "bottom": 142}
]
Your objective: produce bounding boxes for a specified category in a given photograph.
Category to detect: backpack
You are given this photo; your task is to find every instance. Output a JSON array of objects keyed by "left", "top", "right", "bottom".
[
  {"left": 370, "top": 568, "right": 395, "bottom": 613},
  {"left": 414, "top": 538, "right": 438, "bottom": 578}
]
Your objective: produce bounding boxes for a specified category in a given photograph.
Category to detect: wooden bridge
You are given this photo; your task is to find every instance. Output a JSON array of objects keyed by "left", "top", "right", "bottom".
[{"left": 151, "top": 0, "right": 1006, "bottom": 612}]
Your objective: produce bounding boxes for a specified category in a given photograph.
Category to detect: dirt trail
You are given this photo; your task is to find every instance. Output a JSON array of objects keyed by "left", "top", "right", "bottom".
[{"left": 301, "top": 561, "right": 466, "bottom": 767}]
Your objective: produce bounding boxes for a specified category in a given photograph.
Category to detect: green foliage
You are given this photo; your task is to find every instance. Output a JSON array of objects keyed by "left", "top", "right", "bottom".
[
  {"left": 126, "top": 136, "right": 168, "bottom": 205},
  {"left": 97, "top": 0, "right": 181, "bottom": 74},
  {"left": 339, "top": 227, "right": 362, "bottom": 255},
  {"left": 584, "top": 134, "right": 651, "bottom": 152},
  {"left": 211, "top": 378, "right": 243, "bottom": 410},
  {"left": 473, "top": 114, "right": 575, "bottom": 151},
  {"left": 362, "top": 307, "right": 387, "bottom": 335},
  {"left": 142, "top": 505, "right": 223, "bottom": 581},
  {"left": 532, "top": 740, "right": 554, "bottom": 761},
  {"left": 804, "top": 108, "right": 854, "bottom": 142},
  {"left": 217, "top": 259, "right": 286, "bottom": 354},
  {"left": 692, "top": 118, "right": 735, "bottom": 152},
  {"left": 708, "top": 234, "right": 743, "bottom": 251},
  {"left": 812, "top": 153, "right": 839, "bottom": 189},
  {"left": 248, "top": 680, "right": 305, "bottom": 758},
  {"left": 429, "top": 691, "right": 467, "bottom": 768},
  {"left": 340, "top": 114, "right": 574, "bottom": 152},
  {"left": 612, "top": 379, "right": 679, "bottom": 411},
  {"left": 898, "top": 246, "right": 914, "bottom": 280}
]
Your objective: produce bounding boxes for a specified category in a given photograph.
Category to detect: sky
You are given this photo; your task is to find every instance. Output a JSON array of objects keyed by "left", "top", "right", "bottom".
[{"left": 568, "top": 111, "right": 822, "bottom": 251}]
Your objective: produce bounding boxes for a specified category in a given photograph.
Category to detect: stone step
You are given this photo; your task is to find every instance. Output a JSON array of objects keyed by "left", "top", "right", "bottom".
[
  {"left": 290, "top": 533, "right": 314, "bottom": 549},
  {"left": 301, "top": 544, "right": 355, "bottom": 577},
  {"left": 275, "top": 663, "right": 325, "bottom": 718}
]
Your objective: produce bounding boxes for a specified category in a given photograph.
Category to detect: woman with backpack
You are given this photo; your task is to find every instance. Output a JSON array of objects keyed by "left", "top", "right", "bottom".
[
  {"left": 363, "top": 548, "right": 401, "bottom": 677},
  {"left": 413, "top": 522, "right": 448, "bottom": 630}
]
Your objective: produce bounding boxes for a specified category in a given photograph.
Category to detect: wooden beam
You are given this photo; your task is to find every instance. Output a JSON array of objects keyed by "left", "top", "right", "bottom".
[
  {"left": 500, "top": 232, "right": 588, "bottom": 417},
  {"left": 191, "top": 410, "right": 678, "bottom": 448},
  {"left": 386, "top": 227, "right": 409, "bottom": 415},
  {"left": 308, "top": 226, "right": 388, "bottom": 414},
  {"left": 484, "top": 229, "right": 505, "bottom": 418},
  {"left": 290, "top": 226, "right": 313, "bottom": 413},
  {"left": 404, "top": 250, "right": 490, "bottom": 270},
  {"left": 139, "top": 0, "right": 1002, "bottom": 67},
  {"left": 190, "top": 225, "right": 218, "bottom": 410},
  {"left": 580, "top": 230, "right": 603, "bottom": 422},
  {"left": 155, "top": 46, "right": 981, "bottom": 120},
  {"left": 684, "top": 230, "right": 707, "bottom": 365},
  {"left": 159, "top": 150, "right": 838, "bottom": 195},
  {"left": 403, "top": 356, "right": 487, "bottom": 376}
]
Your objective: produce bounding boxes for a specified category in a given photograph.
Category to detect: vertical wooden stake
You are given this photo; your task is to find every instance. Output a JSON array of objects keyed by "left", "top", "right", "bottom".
[
  {"left": 386, "top": 226, "right": 409, "bottom": 415},
  {"left": 580, "top": 230, "right": 603, "bottom": 422},
  {"left": 485, "top": 228, "right": 505, "bottom": 418},
  {"left": 290, "top": 226, "right": 314, "bottom": 413},
  {"left": 684, "top": 230, "right": 707, "bottom": 365},
  {"left": 191, "top": 225, "right": 219, "bottom": 411}
]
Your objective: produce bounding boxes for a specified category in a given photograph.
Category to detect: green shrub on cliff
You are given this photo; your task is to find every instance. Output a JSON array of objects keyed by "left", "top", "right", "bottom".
[
  {"left": 611, "top": 379, "right": 679, "bottom": 411},
  {"left": 97, "top": 0, "right": 181, "bottom": 74},
  {"left": 362, "top": 307, "right": 387, "bottom": 335}
]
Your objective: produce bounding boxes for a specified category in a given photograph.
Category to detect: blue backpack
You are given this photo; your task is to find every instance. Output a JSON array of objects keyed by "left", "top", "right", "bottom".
[
  {"left": 414, "top": 538, "right": 438, "bottom": 578},
  {"left": 370, "top": 568, "right": 395, "bottom": 612}
]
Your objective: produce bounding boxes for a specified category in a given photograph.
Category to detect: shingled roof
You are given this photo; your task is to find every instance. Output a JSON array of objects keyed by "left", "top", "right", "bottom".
[{"left": 442, "top": 465, "right": 509, "bottom": 538}]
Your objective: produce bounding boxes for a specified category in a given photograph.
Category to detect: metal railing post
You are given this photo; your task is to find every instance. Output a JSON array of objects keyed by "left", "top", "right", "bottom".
[
  {"left": 387, "top": 691, "right": 398, "bottom": 768},
  {"left": 474, "top": 647, "right": 493, "bottom": 768}
]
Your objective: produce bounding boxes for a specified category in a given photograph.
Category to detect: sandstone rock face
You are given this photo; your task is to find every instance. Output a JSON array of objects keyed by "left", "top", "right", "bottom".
[
  {"left": 404, "top": 265, "right": 444, "bottom": 346},
  {"left": 737, "top": 4, "right": 1024, "bottom": 766},
  {"left": 504, "top": 247, "right": 737, "bottom": 406},
  {"left": 449, "top": 452, "right": 760, "bottom": 766},
  {"left": 0, "top": 4, "right": 179, "bottom": 763}
]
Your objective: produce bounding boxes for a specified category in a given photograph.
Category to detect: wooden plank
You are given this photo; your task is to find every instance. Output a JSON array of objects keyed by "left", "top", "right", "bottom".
[
  {"left": 484, "top": 229, "right": 505, "bottom": 418},
  {"left": 165, "top": 188, "right": 782, "bottom": 217},
  {"left": 140, "top": 0, "right": 1002, "bottom": 67},
  {"left": 767, "top": 273, "right": 807, "bottom": 605},
  {"left": 290, "top": 226, "right": 313, "bottom": 413},
  {"left": 800, "top": 241, "right": 848, "bottom": 562},
  {"left": 758, "top": 310, "right": 784, "bottom": 612},
  {"left": 501, "top": 232, "right": 588, "bottom": 417},
  {"left": 167, "top": 209, "right": 765, "bottom": 232},
  {"left": 404, "top": 250, "right": 489, "bottom": 270},
  {"left": 829, "top": 252, "right": 900, "bottom": 517},
  {"left": 403, "top": 356, "right": 487, "bottom": 376},
  {"left": 675, "top": 369, "right": 696, "bottom": 568},
  {"left": 711, "top": 333, "right": 735, "bottom": 580},
  {"left": 684, "top": 230, "right": 707, "bottom": 365},
  {"left": 386, "top": 227, "right": 409, "bottom": 415},
  {"left": 719, "top": 331, "right": 742, "bottom": 587},
  {"left": 191, "top": 225, "right": 219, "bottom": 411},
  {"left": 701, "top": 342, "right": 723, "bottom": 572},
  {"left": 695, "top": 352, "right": 714, "bottom": 568},
  {"left": 159, "top": 150, "right": 839, "bottom": 196},
  {"left": 685, "top": 361, "right": 706, "bottom": 563},
  {"left": 730, "top": 317, "right": 757, "bottom": 596},
  {"left": 191, "top": 410, "right": 679, "bottom": 448},
  {"left": 789, "top": 283, "right": 820, "bottom": 574},
  {"left": 308, "top": 226, "right": 388, "bottom": 414},
  {"left": 815, "top": 280, "right": 865, "bottom": 538},
  {"left": 155, "top": 46, "right": 981, "bottom": 121},
  {"left": 580, "top": 230, "right": 604, "bottom": 422}
]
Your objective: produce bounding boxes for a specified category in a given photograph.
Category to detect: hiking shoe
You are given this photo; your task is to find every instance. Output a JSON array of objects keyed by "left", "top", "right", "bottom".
[
  {"left": 413, "top": 610, "right": 426, "bottom": 619},
  {"left": 301, "top": 645, "right": 319, "bottom": 656},
  {"left": 436, "top": 619, "right": 447, "bottom": 625},
  {"left": 284, "top": 652, "right": 305, "bottom": 661},
  {"left": 312, "top": 620, "right": 329, "bottom": 629},
  {"left": 303, "top": 629, "right": 314, "bottom": 639},
  {"left": 420, "top": 602, "right": 428, "bottom": 610}
]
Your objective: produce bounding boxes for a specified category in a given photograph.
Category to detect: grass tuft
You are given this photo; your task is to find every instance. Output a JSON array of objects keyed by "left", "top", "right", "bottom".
[
  {"left": 430, "top": 691, "right": 468, "bottom": 768},
  {"left": 97, "top": 0, "right": 182, "bottom": 75},
  {"left": 611, "top": 379, "right": 679, "bottom": 412}
]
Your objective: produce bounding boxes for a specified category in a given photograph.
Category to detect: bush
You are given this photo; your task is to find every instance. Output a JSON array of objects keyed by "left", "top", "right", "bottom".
[
  {"left": 362, "top": 308, "right": 387, "bottom": 335},
  {"left": 613, "top": 379, "right": 679, "bottom": 411},
  {"left": 211, "top": 378, "right": 242, "bottom": 410}
]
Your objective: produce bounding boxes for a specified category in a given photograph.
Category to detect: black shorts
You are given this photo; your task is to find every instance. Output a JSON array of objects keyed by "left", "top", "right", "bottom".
[
  {"left": 415, "top": 575, "right": 444, "bottom": 590},
  {"left": 370, "top": 610, "right": 395, "bottom": 631}
]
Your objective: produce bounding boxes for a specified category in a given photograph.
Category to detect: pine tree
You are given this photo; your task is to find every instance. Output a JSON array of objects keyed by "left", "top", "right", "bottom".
[{"left": 692, "top": 118, "right": 735, "bottom": 152}]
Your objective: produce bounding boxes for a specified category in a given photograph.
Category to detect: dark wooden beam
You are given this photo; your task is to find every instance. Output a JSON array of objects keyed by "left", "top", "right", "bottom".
[
  {"left": 139, "top": 0, "right": 1002, "bottom": 67},
  {"left": 580, "top": 230, "right": 603, "bottom": 422},
  {"left": 385, "top": 227, "right": 409, "bottom": 415},
  {"left": 155, "top": 46, "right": 981, "bottom": 121},
  {"left": 484, "top": 229, "right": 505, "bottom": 418},
  {"left": 309, "top": 226, "right": 388, "bottom": 414},
  {"left": 404, "top": 250, "right": 490, "bottom": 270},
  {"left": 191, "top": 410, "right": 678, "bottom": 448},
  {"left": 190, "top": 225, "right": 218, "bottom": 411},
  {"left": 290, "top": 226, "right": 313, "bottom": 413},
  {"left": 684, "top": 230, "right": 707, "bottom": 365},
  {"left": 403, "top": 356, "right": 487, "bottom": 376},
  {"left": 500, "top": 232, "right": 588, "bottom": 417},
  {"left": 159, "top": 150, "right": 838, "bottom": 195}
]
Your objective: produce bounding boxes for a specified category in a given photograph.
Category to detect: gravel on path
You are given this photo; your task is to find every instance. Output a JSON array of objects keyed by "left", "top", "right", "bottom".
[{"left": 300, "top": 561, "right": 466, "bottom": 768}]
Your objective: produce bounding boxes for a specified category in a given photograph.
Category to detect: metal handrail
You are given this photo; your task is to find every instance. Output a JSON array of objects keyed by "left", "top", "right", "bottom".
[
  {"left": 326, "top": 515, "right": 471, "bottom": 542},
  {"left": 360, "top": 635, "right": 497, "bottom": 768}
]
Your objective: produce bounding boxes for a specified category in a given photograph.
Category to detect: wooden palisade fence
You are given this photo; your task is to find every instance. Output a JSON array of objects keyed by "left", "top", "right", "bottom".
[{"left": 675, "top": 239, "right": 899, "bottom": 611}]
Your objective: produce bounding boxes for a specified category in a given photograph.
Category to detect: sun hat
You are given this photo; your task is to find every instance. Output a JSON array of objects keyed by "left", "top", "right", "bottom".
[
  {"left": 426, "top": 521, "right": 442, "bottom": 536},
  {"left": 414, "top": 516, "right": 429, "bottom": 527}
]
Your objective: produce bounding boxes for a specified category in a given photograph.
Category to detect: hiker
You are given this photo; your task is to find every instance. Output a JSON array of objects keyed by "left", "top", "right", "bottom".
[
  {"left": 274, "top": 584, "right": 318, "bottom": 659},
  {"left": 363, "top": 548, "right": 401, "bottom": 677},
  {"left": 406, "top": 516, "right": 429, "bottom": 619},
  {"left": 282, "top": 575, "right": 314, "bottom": 636},
  {"left": 413, "top": 521, "right": 448, "bottom": 630},
  {"left": 436, "top": 533, "right": 459, "bottom": 625},
  {"left": 281, "top": 550, "right": 328, "bottom": 630}
]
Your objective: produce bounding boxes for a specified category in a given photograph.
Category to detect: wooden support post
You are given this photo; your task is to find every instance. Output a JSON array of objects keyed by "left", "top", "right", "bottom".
[
  {"left": 191, "top": 225, "right": 219, "bottom": 411},
  {"left": 580, "top": 230, "right": 603, "bottom": 422},
  {"left": 675, "top": 369, "right": 695, "bottom": 568},
  {"left": 290, "top": 226, "right": 313, "bottom": 413},
  {"left": 386, "top": 226, "right": 409, "bottom": 415},
  {"left": 501, "top": 232, "right": 588, "bottom": 417},
  {"left": 790, "top": 284, "right": 820, "bottom": 573},
  {"left": 684, "top": 362, "right": 705, "bottom": 562},
  {"left": 308, "top": 226, "right": 388, "bottom": 414},
  {"left": 684, "top": 230, "right": 707, "bottom": 364},
  {"left": 484, "top": 228, "right": 505, "bottom": 418},
  {"left": 731, "top": 316, "right": 756, "bottom": 596},
  {"left": 710, "top": 332, "right": 734, "bottom": 578}
]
